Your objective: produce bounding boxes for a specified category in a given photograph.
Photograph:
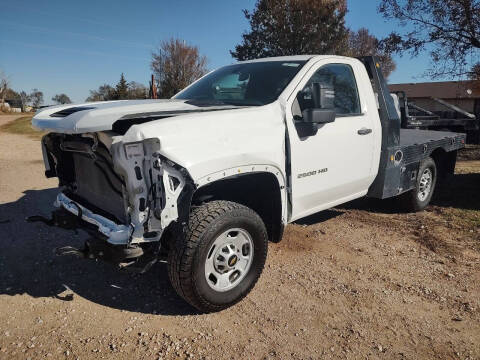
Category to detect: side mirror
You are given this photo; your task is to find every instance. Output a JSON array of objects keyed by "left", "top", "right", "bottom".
[
  {"left": 301, "top": 108, "right": 336, "bottom": 124},
  {"left": 294, "top": 82, "right": 336, "bottom": 137}
]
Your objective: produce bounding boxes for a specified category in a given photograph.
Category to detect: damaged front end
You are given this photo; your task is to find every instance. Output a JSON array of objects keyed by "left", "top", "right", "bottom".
[{"left": 30, "top": 131, "right": 194, "bottom": 270}]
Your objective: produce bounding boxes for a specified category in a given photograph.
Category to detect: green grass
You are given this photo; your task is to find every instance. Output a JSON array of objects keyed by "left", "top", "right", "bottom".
[{"left": 0, "top": 115, "right": 45, "bottom": 139}]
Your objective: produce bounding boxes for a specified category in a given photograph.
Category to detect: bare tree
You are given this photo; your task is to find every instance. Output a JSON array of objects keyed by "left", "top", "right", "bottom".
[
  {"left": 30, "top": 89, "right": 44, "bottom": 108},
  {"left": 19, "top": 91, "right": 31, "bottom": 112},
  {"left": 470, "top": 63, "right": 480, "bottom": 80},
  {"left": 52, "top": 93, "right": 72, "bottom": 104},
  {"left": 347, "top": 28, "right": 396, "bottom": 78},
  {"left": 86, "top": 78, "right": 148, "bottom": 102},
  {"left": 379, "top": 0, "right": 480, "bottom": 78},
  {"left": 86, "top": 84, "right": 116, "bottom": 102},
  {"left": 151, "top": 38, "right": 208, "bottom": 98},
  {"left": 0, "top": 70, "right": 9, "bottom": 106},
  {"left": 127, "top": 81, "right": 148, "bottom": 99}
]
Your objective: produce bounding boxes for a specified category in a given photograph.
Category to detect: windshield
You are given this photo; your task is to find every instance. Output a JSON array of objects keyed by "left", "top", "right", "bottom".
[{"left": 174, "top": 61, "right": 307, "bottom": 106}]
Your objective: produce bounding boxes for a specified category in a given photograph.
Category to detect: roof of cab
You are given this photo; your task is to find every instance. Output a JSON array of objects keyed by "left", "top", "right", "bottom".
[{"left": 238, "top": 55, "right": 357, "bottom": 64}]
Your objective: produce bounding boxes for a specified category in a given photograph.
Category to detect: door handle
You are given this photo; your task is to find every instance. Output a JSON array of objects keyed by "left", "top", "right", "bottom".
[{"left": 357, "top": 128, "right": 372, "bottom": 135}]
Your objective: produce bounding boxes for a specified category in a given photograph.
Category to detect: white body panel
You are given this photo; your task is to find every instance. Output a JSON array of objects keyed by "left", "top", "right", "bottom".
[
  {"left": 119, "top": 103, "right": 287, "bottom": 183},
  {"left": 32, "top": 99, "right": 232, "bottom": 133},
  {"left": 282, "top": 57, "right": 382, "bottom": 220},
  {"left": 33, "top": 55, "right": 382, "bottom": 230}
]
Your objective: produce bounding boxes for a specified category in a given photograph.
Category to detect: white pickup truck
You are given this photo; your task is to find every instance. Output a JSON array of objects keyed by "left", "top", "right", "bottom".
[{"left": 31, "top": 56, "right": 465, "bottom": 312}]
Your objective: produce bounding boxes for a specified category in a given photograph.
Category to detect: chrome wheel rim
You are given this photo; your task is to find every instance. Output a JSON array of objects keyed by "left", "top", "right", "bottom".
[
  {"left": 418, "top": 168, "right": 433, "bottom": 202},
  {"left": 204, "top": 228, "right": 254, "bottom": 292}
]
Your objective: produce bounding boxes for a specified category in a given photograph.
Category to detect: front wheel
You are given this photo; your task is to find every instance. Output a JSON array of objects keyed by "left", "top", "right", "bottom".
[
  {"left": 399, "top": 157, "right": 437, "bottom": 212},
  {"left": 168, "top": 200, "right": 268, "bottom": 312}
]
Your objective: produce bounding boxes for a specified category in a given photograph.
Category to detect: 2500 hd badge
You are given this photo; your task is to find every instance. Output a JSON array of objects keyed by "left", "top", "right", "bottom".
[{"left": 297, "top": 168, "right": 328, "bottom": 179}]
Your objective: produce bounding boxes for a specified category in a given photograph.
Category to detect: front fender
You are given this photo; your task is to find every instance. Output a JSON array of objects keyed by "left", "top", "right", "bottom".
[{"left": 195, "top": 165, "right": 288, "bottom": 225}]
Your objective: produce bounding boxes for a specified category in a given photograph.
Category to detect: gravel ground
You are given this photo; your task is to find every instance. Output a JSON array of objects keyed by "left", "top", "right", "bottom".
[{"left": 0, "top": 115, "right": 479, "bottom": 360}]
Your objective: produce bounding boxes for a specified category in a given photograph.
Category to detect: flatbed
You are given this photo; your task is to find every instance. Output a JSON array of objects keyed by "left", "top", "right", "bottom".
[{"left": 392, "top": 90, "right": 479, "bottom": 144}]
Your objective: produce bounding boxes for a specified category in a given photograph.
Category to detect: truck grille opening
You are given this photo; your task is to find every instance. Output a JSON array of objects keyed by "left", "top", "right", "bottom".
[
  {"left": 71, "top": 153, "right": 127, "bottom": 223},
  {"left": 44, "top": 134, "right": 127, "bottom": 224}
]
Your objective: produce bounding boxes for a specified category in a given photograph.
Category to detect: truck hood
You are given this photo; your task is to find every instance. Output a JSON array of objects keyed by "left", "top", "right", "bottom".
[
  {"left": 34, "top": 99, "right": 288, "bottom": 185},
  {"left": 118, "top": 101, "right": 287, "bottom": 183},
  {"left": 32, "top": 99, "right": 244, "bottom": 134}
]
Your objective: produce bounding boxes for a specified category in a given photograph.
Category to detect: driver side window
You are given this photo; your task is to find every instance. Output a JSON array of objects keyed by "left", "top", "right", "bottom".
[{"left": 297, "top": 63, "right": 361, "bottom": 116}]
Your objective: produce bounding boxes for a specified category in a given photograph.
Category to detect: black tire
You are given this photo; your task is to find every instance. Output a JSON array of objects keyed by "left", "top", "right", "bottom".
[
  {"left": 399, "top": 157, "right": 437, "bottom": 212},
  {"left": 168, "top": 200, "right": 268, "bottom": 312}
]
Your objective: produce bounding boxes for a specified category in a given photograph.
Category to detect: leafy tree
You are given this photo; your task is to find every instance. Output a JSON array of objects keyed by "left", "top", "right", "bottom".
[
  {"left": 151, "top": 38, "right": 208, "bottom": 98},
  {"left": 230, "top": 1, "right": 395, "bottom": 77},
  {"left": 379, "top": 0, "right": 480, "bottom": 78},
  {"left": 52, "top": 93, "right": 72, "bottom": 104},
  {"left": 115, "top": 73, "right": 129, "bottom": 100},
  {"left": 231, "top": 0, "right": 349, "bottom": 60},
  {"left": 30, "top": 88, "right": 43, "bottom": 108},
  {"left": 86, "top": 84, "right": 116, "bottom": 102},
  {"left": 347, "top": 28, "right": 396, "bottom": 78}
]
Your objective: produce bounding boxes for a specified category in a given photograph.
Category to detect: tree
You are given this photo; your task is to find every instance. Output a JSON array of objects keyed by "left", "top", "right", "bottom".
[
  {"left": 0, "top": 70, "right": 9, "bottom": 105},
  {"left": 151, "top": 38, "right": 208, "bottom": 98},
  {"left": 469, "top": 63, "right": 480, "bottom": 92},
  {"left": 115, "top": 73, "right": 129, "bottom": 100},
  {"left": 86, "top": 78, "right": 148, "bottom": 102},
  {"left": 86, "top": 84, "right": 116, "bottom": 102},
  {"left": 127, "top": 81, "right": 147, "bottom": 99},
  {"left": 30, "top": 89, "right": 43, "bottom": 108},
  {"left": 230, "top": 0, "right": 349, "bottom": 61},
  {"left": 470, "top": 63, "right": 480, "bottom": 80},
  {"left": 347, "top": 28, "right": 396, "bottom": 78},
  {"left": 379, "top": 0, "right": 480, "bottom": 78},
  {"left": 19, "top": 91, "right": 31, "bottom": 112},
  {"left": 52, "top": 93, "right": 72, "bottom": 104}
]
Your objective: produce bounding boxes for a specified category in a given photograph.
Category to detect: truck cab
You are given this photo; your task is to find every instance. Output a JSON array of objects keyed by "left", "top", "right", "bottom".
[
  {"left": 282, "top": 56, "right": 382, "bottom": 220},
  {"left": 30, "top": 55, "right": 465, "bottom": 312}
]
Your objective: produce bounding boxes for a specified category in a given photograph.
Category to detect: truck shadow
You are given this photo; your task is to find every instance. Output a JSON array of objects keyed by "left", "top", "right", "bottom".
[
  {"left": 334, "top": 172, "right": 479, "bottom": 214},
  {"left": 432, "top": 173, "right": 480, "bottom": 211},
  {"left": 0, "top": 188, "right": 197, "bottom": 316},
  {"left": 1, "top": 172, "right": 477, "bottom": 315}
]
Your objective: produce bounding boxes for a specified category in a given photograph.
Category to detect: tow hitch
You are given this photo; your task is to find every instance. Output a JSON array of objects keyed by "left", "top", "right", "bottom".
[
  {"left": 27, "top": 208, "right": 81, "bottom": 231},
  {"left": 27, "top": 209, "right": 152, "bottom": 272}
]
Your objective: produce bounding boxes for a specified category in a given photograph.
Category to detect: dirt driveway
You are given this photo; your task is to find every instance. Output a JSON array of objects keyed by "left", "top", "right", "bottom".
[
  {"left": 0, "top": 115, "right": 479, "bottom": 360},
  {"left": 0, "top": 114, "right": 25, "bottom": 127}
]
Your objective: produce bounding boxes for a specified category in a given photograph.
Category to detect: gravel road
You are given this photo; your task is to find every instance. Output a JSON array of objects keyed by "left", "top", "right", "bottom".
[{"left": 0, "top": 115, "right": 479, "bottom": 360}]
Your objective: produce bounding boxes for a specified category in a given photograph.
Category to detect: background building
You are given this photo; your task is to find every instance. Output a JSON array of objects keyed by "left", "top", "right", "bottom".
[{"left": 389, "top": 80, "right": 480, "bottom": 117}]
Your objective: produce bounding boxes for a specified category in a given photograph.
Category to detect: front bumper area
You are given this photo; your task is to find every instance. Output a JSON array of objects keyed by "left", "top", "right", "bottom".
[{"left": 55, "top": 192, "right": 131, "bottom": 245}]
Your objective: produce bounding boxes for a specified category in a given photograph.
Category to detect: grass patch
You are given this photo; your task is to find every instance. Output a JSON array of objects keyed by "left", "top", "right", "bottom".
[{"left": 0, "top": 115, "right": 45, "bottom": 139}]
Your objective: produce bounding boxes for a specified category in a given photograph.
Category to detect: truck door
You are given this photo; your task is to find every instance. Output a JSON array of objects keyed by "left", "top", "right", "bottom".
[{"left": 285, "top": 59, "right": 381, "bottom": 221}]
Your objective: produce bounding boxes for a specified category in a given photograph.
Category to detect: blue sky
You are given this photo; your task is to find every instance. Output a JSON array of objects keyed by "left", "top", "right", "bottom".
[{"left": 0, "top": 0, "right": 432, "bottom": 104}]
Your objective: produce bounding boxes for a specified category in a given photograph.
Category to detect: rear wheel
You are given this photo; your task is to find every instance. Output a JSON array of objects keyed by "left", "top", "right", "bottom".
[
  {"left": 168, "top": 200, "right": 268, "bottom": 312},
  {"left": 400, "top": 157, "right": 437, "bottom": 212}
]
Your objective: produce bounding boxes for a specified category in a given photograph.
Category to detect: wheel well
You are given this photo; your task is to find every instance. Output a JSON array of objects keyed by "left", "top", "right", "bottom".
[
  {"left": 430, "top": 148, "right": 457, "bottom": 179},
  {"left": 192, "top": 173, "right": 284, "bottom": 242}
]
